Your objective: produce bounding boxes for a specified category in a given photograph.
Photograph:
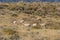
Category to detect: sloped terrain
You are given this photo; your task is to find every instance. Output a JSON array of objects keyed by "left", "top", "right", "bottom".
[{"left": 0, "top": 2, "right": 60, "bottom": 40}]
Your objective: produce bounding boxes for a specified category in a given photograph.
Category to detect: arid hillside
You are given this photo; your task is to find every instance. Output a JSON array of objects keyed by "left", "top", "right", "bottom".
[{"left": 0, "top": 2, "right": 60, "bottom": 40}]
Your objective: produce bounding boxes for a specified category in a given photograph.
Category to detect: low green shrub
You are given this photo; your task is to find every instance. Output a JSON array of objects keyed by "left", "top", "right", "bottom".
[{"left": 11, "top": 14, "right": 18, "bottom": 17}]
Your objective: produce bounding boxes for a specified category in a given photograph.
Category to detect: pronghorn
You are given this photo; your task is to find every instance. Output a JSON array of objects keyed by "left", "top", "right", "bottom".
[{"left": 40, "top": 22, "right": 47, "bottom": 29}]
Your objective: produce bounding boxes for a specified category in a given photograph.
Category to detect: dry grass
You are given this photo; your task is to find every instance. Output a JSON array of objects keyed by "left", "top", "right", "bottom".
[
  {"left": 0, "top": 2, "right": 60, "bottom": 29},
  {"left": 0, "top": 2, "right": 60, "bottom": 40},
  {"left": 3, "top": 28, "right": 17, "bottom": 35}
]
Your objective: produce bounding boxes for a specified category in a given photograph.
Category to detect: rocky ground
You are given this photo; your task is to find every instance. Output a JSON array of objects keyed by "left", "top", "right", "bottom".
[{"left": 0, "top": 2, "right": 60, "bottom": 40}]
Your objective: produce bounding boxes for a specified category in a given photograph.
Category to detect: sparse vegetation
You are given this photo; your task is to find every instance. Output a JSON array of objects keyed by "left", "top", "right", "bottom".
[
  {"left": 0, "top": 2, "right": 60, "bottom": 29},
  {"left": 3, "top": 28, "right": 17, "bottom": 35},
  {"left": 33, "top": 26, "right": 42, "bottom": 29},
  {"left": 40, "top": 37, "right": 50, "bottom": 40},
  {"left": 0, "top": 2, "right": 60, "bottom": 40},
  {"left": 11, "top": 14, "right": 18, "bottom": 17}
]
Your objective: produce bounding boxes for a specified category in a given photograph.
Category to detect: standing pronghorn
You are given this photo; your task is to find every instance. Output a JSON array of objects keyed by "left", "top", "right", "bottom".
[{"left": 40, "top": 22, "right": 47, "bottom": 29}]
